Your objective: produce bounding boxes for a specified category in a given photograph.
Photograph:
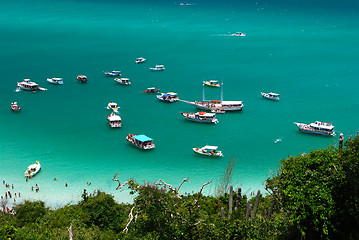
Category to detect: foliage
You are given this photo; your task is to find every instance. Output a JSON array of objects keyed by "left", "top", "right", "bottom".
[
  {"left": 0, "top": 134, "right": 358, "bottom": 239},
  {"left": 266, "top": 134, "right": 359, "bottom": 239}
]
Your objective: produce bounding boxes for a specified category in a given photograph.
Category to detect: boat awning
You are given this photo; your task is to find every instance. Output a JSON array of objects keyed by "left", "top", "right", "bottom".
[
  {"left": 148, "top": 87, "right": 155, "bottom": 90},
  {"left": 268, "top": 92, "right": 279, "bottom": 96},
  {"left": 108, "top": 115, "right": 121, "bottom": 121},
  {"left": 133, "top": 135, "right": 153, "bottom": 142},
  {"left": 197, "top": 112, "right": 215, "bottom": 117},
  {"left": 167, "top": 92, "right": 177, "bottom": 96},
  {"left": 221, "top": 101, "right": 243, "bottom": 105},
  {"left": 203, "top": 146, "right": 218, "bottom": 150}
]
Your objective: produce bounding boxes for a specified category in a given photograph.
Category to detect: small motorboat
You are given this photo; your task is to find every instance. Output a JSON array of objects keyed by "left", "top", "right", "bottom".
[
  {"left": 47, "top": 77, "right": 64, "bottom": 85},
  {"left": 77, "top": 75, "right": 87, "bottom": 83},
  {"left": 193, "top": 145, "right": 223, "bottom": 157},
  {"left": 180, "top": 112, "right": 219, "bottom": 124},
  {"left": 114, "top": 78, "right": 131, "bottom": 85},
  {"left": 24, "top": 160, "right": 41, "bottom": 177},
  {"left": 203, "top": 80, "right": 220, "bottom": 87},
  {"left": 126, "top": 134, "right": 155, "bottom": 150},
  {"left": 107, "top": 102, "right": 119, "bottom": 111},
  {"left": 143, "top": 87, "right": 160, "bottom": 93},
  {"left": 180, "top": 2, "right": 189, "bottom": 6},
  {"left": 17, "top": 79, "right": 47, "bottom": 91},
  {"left": 11, "top": 102, "right": 21, "bottom": 112},
  {"left": 149, "top": 65, "right": 165, "bottom": 71},
  {"left": 261, "top": 92, "right": 280, "bottom": 101},
  {"left": 232, "top": 32, "right": 246, "bottom": 37},
  {"left": 157, "top": 92, "right": 179, "bottom": 103},
  {"left": 135, "top": 57, "right": 146, "bottom": 64},
  {"left": 104, "top": 71, "right": 121, "bottom": 77},
  {"left": 107, "top": 112, "right": 122, "bottom": 128}
]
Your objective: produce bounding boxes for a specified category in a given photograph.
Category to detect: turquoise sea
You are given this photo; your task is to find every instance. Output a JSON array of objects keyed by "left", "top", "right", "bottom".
[{"left": 1, "top": 0, "right": 358, "bottom": 206}]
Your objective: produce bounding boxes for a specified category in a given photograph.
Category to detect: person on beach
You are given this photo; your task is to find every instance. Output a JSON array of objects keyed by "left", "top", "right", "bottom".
[{"left": 31, "top": 186, "right": 34, "bottom": 191}]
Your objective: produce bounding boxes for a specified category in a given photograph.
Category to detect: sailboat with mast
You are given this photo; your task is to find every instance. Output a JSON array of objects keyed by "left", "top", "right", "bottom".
[{"left": 183, "top": 83, "right": 244, "bottom": 111}]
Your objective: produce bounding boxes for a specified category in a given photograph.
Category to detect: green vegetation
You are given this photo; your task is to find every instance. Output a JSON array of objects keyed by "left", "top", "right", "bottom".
[{"left": 1, "top": 135, "right": 359, "bottom": 239}]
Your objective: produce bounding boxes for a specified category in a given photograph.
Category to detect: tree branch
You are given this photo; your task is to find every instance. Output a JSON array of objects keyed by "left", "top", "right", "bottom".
[{"left": 123, "top": 206, "right": 135, "bottom": 232}]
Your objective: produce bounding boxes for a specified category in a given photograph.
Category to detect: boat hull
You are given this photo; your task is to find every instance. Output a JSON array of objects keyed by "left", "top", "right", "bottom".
[
  {"left": 294, "top": 123, "right": 334, "bottom": 136},
  {"left": 181, "top": 113, "right": 218, "bottom": 124},
  {"left": 193, "top": 103, "right": 243, "bottom": 111},
  {"left": 192, "top": 148, "right": 223, "bottom": 157}
]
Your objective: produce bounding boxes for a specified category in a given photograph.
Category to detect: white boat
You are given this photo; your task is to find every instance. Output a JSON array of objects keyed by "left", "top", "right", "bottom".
[
  {"left": 261, "top": 92, "right": 280, "bottom": 101},
  {"left": 77, "top": 75, "right": 87, "bottom": 83},
  {"left": 294, "top": 121, "right": 335, "bottom": 136},
  {"left": 107, "top": 112, "right": 122, "bottom": 128},
  {"left": 104, "top": 71, "right": 121, "bottom": 76},
  {"left": 114, "top": 78, "right": 131, "bottom": 85},
  {"left": 193, "top": 145, "right": 223, "bottom": 157},
  {"left": 17, "top": 79, "right": 47, "bottom": 91},
  {"left": 143, "top": 87, "right": 160, "bottom": 93},
  {"left": 24, "top": 160, "right": 41, "bottom": 177},
  {"left": 232, "top": 32, "right": 246, "bottom": 37},
  {"left": 157, "top": 92, "right": 179, "bottom": 103},
  {"left": 184, "top": 83, "right": 244, "bottom": 111},
  {"left": 135, "top": 57, "right": 146, "bottom": 64},
  {"left": 180, "top": 112, "right": 219, "bottom": 124},
  {"left": 11, "top": 102, "right": 21, "bottom": 112},
  {"left": 203, "top": 80, "right": 220, "bottom": 87},
  {"left": 150, "top": 65, "right": 165, "bottom": 71},
  {"left": 107, "top": 102, "right": 119, "bottom": 111},
  {"left": 180, "top": 2, "right": 189, "bottom": 6},
  {"left": 47, "top": 77, "right": 64, "bottom": 85},
  {"left": 126, "top": 134, "right": 155, "bottom": 150}
]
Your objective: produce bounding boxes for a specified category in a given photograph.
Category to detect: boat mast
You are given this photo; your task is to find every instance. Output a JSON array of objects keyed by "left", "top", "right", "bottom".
[
  {"left": 220, "top": 81, "right": 223, "bottom": 102},
  {"left": 202, "top": 83, "right": 205, "bottom": 101}
]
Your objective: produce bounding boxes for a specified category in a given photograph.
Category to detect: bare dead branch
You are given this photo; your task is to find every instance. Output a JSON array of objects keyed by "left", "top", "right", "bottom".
[
  {"left": 123, "top": 206, "right": 135, "bottom": 232},
  {"left": 155, "top": 179, "right": 175, "bottom": 191},
  {"left": 176, "top": 177, "right": 190, "bottom": 192}
]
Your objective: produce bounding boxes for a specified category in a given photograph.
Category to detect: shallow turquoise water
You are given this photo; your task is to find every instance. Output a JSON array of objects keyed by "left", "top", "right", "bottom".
[{"left": 1, "top": 0, "right": 358, "bottom": 206}]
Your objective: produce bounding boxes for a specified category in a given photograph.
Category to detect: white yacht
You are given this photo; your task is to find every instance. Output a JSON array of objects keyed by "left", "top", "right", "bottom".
[
  {"left": 261, "top": 92, "right": 280, "bottom": 101},
  {"left": 47, "top": 77, "right": 64, "bottom": 85},
  {"left": 17, "top": 79, "right": 47, "bottom": 91},
  {"left": 294, "top": 121, "right": 335, "bottom": 136},
  {"left": 114, "top": 78, "right": 131, "bottom": 85},
  {"left": 107, "top": 112, "right": 122, "bottom": 128},
  {"left": 149, "top": 65, "right": 165, "bottom": 71},
  {"left": 193, "top": 145, "right": 223, "bottom": 157},
  {"left": 180, "top": 112, "right": 219, "bottom": 124},
  {"left": 24, "top": 160, "right": 41, "bottom": 177}
]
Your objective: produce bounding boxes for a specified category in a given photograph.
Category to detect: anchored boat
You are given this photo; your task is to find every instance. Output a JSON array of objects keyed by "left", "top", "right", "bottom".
[
  {"left": 24, "top": 160, "right": 41, "bottom": 177},
  {"left": 104, "top": 71, "right": 121, "bottom": 77},
  {"left": 193, "top": 145, "right": 223, "bottom": 157},
  {"left": 107, "top": 112, "right": 122, "bottom": 128},
  {"left": 294, "top": 121, "right": 335, "bottom": 136},
  {"left": 114, "top": 78, "right": 131, "bottom": 85},
  {"left": 77, "top": 75, "right": 87, "bottom": 83},
  {"left": 135, "top": 57, "right": 146, "bottom": 64},
  {"left": 11, "top": 102, "right": 21, "bottom": 112},
  {"left": 261, "top": 92, "right": 280, "bottom": 101},
  {"left": 17, "top": 79, "right": 47, "bottom": 91},
  {"left": 184, "top": 83, "right": 243, "bottom": 111},
  {"left": 47, "top": 77, "right": 64, "bottom": 85},
  {"left": 180, "top": 112, "right": 219, "bottom": 124},
  {"left": 157, "top": 92, "right": 179, "bottom": 103},
  {"left": 203, "top": 80, "right": 220, "bottom": 87},
  {"left": 126, "top": 134, "right": 155, "bottom": 150},
  {"left": 149, "top": 65, "right": 165, "bottom": 71}
]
